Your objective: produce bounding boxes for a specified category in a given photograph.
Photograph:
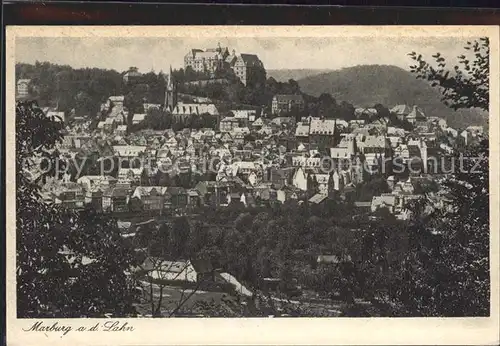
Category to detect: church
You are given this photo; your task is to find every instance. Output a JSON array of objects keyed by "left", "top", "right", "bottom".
[{"left": 164, "top": 67, "right": 220, "bottom": 120}]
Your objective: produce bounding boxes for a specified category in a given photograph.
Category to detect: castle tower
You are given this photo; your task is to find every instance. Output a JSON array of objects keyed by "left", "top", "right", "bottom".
[{"left": 164, "top": 65, "right": 178, "bottom": 112}]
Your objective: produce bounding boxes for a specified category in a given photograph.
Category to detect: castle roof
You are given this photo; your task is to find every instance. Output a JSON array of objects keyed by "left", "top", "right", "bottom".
[{"left": 238, "top": 54, "right": 262, "bottom": 67}]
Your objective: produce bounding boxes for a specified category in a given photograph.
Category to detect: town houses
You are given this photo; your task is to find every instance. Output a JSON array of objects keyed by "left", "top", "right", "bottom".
[{"left": 37, "top": 89, "right": 477, "bottom": 222}]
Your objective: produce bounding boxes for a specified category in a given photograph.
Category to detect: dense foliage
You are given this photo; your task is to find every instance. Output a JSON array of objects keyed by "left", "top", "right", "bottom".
[
  {"left": 17, "top": 61, "right": 365, "bottom": 128},
  {"left": 392, "top": 140, "right": 489, "bottom": 316},
  {"left": 16, "top": 62, "right": 166, "bottom": 119},
  {"left": 16, "top": 101, "right": 139, "bottom": 317},
  {"left": 398, "top": 37, "right": 490, "bottom": 316},
  {"left": 409, "top": 38, "right": 489, "bottom": 112}
]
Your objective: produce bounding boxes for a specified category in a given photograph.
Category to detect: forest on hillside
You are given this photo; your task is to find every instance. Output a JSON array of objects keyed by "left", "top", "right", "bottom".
[{"left": 16, "top": 62, "right": 166, "bottom": 118}]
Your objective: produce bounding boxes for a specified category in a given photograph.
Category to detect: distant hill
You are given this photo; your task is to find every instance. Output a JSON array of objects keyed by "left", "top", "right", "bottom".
[
  {"left": 296, "top": 64, "right": 487, "bottom": 129},
  {"left": 267, "top": 69, "right": 333, "bottom": 83}
]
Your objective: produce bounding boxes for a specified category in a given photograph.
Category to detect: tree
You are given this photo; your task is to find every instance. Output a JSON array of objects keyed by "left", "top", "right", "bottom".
[
  {"left": 140, "top": 168, "right": 150, "bottom": 186},
  {"left": 316, "top": 93, "right": 337, "bottom": 118},
  {"left": 409, "top": 38, "right": 489, "bottom": 111},
  {"left": 144, "top": 107, "right": 172, "bottom": 130},
  {"left": 16, "top": 62, "right": 124, "bottom": 118},
  {"left": 373, "top": 103, "right": 390, "bottom": 121},
  {"left": 338, "top": 101, "right": 355, "bottom": 121},
  {"left": 171, "top": 216, "right": 190, "bottom": 258},
  {"left": 124, "top": 86, "right": 146, "bottom": 120},
  {"left": 16, "top": 101, "right": 138, "bottom": 317},
  {"left": 129, "top": 197, "right": 144, "bottom": 213},
  {"left": 74, "top": 90, "right": 95, "bottom": 117}
]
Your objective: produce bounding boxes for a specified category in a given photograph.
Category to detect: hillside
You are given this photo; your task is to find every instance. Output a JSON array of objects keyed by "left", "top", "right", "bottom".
[
  {"left": 267, "top": 69, "right": 333, "bottom": 83},
  {"left": 16, "top": 62, "right": 166, "bottom": 117},
  {"left": 297, "top": 65, "right": 487, "bottom": 129}
]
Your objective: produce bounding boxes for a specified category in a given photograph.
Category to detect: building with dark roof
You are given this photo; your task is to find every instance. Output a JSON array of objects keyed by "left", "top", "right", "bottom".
[
  {"left": 123, "top": 67, "right": 143, "bottom": 84},
  {"left": 231, "top": 53, "right": 266, "bottom": 86}
]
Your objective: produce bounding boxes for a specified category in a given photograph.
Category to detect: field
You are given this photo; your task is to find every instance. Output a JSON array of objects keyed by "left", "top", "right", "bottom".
[{"left": 134, "top": 281, "right": 243, "bottom": 317}]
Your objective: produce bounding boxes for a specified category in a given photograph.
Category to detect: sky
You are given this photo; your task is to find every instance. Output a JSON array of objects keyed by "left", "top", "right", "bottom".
[{"left": 16, "top": 36, "right": 473, "bottom": 73}]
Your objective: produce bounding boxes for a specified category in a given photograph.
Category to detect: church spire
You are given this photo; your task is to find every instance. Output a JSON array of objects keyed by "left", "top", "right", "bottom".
[{"left": 164, "top": 65, "right": 178, "bottom": 112}]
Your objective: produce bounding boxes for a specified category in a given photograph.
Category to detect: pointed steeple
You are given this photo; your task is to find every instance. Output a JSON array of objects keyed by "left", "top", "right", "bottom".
[{"left": 164, "top": 64, "right": 178, "bottom": 112}]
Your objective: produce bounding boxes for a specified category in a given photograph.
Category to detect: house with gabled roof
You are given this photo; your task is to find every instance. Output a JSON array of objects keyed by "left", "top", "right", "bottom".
[
  {"left": 258, "top": 125, "right": 273, "bottom": 135},
  {"left": 116, "top": 125, "right": 128, "bottom": 136},
  {"left": 164, "top": 136, "right": 179, "bottom": 149},
  {"left": 251, "top": 117, "right": 266, "bottom": 129},
  {"left": 221, "top": 132, "right": 233, "bottom": 143},
  {"left": 113, "top": 145, "right": 147, "bottom": 158},
  {"left": 390, "top": 104, "right": 412, "bottom": 119},
  {"left": 219, "top": 117, "right": 240, "bottom": 132},
  {"left": 231, "top": 109, "right": 256, "bottom": 120},
  {"left": 102, "top": 187, "right": 129, "bottom": 212},
  {"left": 277, "top": 185, "right": 305, "bottom": 203},
  {"left": 77, "top": 175, "right": 117, "bottom": 191},
  {"left": 407, "top": 106, "right": 426, "bottom": 124},
  {"left": 132, "top": 186, "right": 168, "bottom": 211},
  {"left": 358, "top": 135, "right": 390, "bottom": 155},
  {"left": 51, "top": 183, "right": 85, "bottom": 210},
  {"left": 355, "top": 107, "right": 378, "bottom": 119},
  {"left": 292, "top": 166, "right": 308, "bottom": 191},
  {"left": 295, "top": 122, "right": 310, "bottom": 139}
]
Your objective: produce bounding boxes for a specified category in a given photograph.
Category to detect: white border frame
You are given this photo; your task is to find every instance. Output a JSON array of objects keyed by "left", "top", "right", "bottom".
[{"left": 5, "top": 26, "right": 500, "bottom": 346}]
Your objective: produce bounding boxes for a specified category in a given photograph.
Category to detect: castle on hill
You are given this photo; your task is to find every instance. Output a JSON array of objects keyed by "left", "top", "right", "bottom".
[{"left": 183, "top": 43, "right": 266, "bottom": 87}]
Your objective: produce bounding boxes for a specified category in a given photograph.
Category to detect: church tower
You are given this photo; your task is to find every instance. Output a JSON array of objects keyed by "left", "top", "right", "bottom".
[{"left": 164, "top": 65, "right": 178, "bottom": 112}]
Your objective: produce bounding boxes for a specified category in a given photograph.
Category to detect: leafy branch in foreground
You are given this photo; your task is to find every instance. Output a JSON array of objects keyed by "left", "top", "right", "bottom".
[{"left": 16, "top": 101, "right": 139, "bottom": 318}]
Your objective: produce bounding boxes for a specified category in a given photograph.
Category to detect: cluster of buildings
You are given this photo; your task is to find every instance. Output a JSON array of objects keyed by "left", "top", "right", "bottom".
[
  {"left": 19, "top": 64, "right": 485, "bottom": 222},
  {"left": 36, "top": 88, "right": 484, "bottom": 221}
]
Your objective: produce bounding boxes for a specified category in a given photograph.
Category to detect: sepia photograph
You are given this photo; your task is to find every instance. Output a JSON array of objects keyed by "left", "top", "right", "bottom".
[{"left": 5, "top": 25, "right": 499, "bottom": 345}]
